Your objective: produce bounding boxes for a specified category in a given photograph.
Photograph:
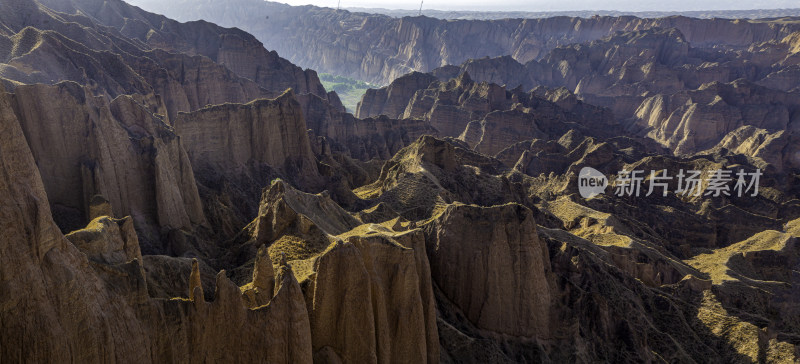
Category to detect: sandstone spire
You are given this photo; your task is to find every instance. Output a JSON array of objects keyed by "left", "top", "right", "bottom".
[
  {"left": 189, "top": 258, "right": 203, "bottom": 302},
  {"left": 252, "top": 244, "right": 275, "bottom": 296}
]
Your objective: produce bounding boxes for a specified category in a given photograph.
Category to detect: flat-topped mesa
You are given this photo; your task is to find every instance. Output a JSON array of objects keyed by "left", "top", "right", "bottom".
[{"left": 174, "top": 89, "right": 323, "bottom": 189}]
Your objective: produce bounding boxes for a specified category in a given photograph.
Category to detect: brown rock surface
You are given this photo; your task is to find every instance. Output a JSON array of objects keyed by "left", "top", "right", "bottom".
[
  {"left": 34, "top": 0, "right": 328, "bottom": 98},
  {"left": 356, "top": 71, "right": 438, "bottom": 119},
  {"left": 174, "top": 89, "right": 322, "bottom": 188},
  {"left": 423, "top": 203, "right": 552, "bottom": 337},
  {"left": 299, "top": 91, "right": 437, "bottom": 161},
  {"left": 239, "top": 179, "right": 357, "bottom": 263},
  {"left": 140, "top": 1, "right": 800, "bottom": 85},
  {"left": 240, "top": 244, "right": 275, "bottom": 308},
  {"left": 3, "top": 82, "right": 205, "bottom": 249},
  {"left": 306, "top": 227, "right": 439, "bottom": 363},
  {"left": 633, "top": 80, "right": 800, "bottom": 155},
  {"left": 65, "top": 216, "right": 143, "bottom": 266},
  {"left": 356, "top": 71, "right": 619, "bottom": 156},
  {"left": 704, "top": 126, "right": 800, "bottom": 172},
  {"left": 4, "top": 0, "right": 800, "bottom": 362},
  {"left": 355, "top": 135, "right": 527, "bottom": 221},
  {"left": 224, "top": 179, "right": 440, "bottom": 363},
  {"left": 0, "top": 77, "right": 316, "bottom": 363},
  {"left": 0, "top": 1, "right": 274, "bottom": 124}
]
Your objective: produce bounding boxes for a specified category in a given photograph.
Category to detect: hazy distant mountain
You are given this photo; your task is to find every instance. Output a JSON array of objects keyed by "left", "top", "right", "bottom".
[
  {"left": 126, "top": 0, "right": 800, "bottom": 14},
  {"left": 344, "top": 7, "right": 800, "bottom": 20},
  {"left": 126, "top": 0, "right": 800, "bottom": 20},
  {"left": 120, "top": 0, "right": 800, "bottom": 85}
]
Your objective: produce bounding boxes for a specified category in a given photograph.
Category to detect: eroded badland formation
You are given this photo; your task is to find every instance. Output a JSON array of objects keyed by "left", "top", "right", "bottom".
[{"left": 1, "top": 0, "right": 800, "bottom": 362}]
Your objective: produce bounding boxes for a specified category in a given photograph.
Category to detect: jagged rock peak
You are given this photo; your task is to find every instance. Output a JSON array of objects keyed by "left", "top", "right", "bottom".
[
  {"left": 189, "top": 258, "right": 203, "bottom": 301},
  {"left": 252, "top": 244, "right": 275, "bottom": 292}
]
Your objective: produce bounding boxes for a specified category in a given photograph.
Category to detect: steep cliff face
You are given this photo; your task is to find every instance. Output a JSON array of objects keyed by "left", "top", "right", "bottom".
[
  {"left": 356, "top": 71, "right": 619, "bottom": 156},
  {"left": 226, "top": 180, "right": 440, "bottom": 363},
  {"left": 174, "top": 90, "right": 322, "bottom": 189},
  {"left": 423, "top": 203, "right": 552, "bottom": 338},
  {"left": 3, "top": 82, "right": 205, "bottom": 250},
  {"left": 307, "top": 231, "right": 439, "bottom": 363},
  {"left": 349, "top": 135, "right": 800, "bottom": 361},
  {"left": 34, "top": 0, "right": 328, "bottom": 97},
  {"left": 347, "top": 25, "right": 800, "bottom": 159},
  {"left": 118, "top": 0, "right": 800, "bottom": 85},
  {"left": 128, "top": 49, "right": 268, "bottom": 122},
  {"left": 0, "top": 78, "right": 148, "bottom": 362},
  {"left": 0, "top": 22, "right": 269, "bottom": 122},
  {"left": 65, "top": 215, "right": 143, "bottom": 266},
  {"left": 298, "top": 91, "right": 437, "bottom": 162},
  {"left": 632, "top": 80, "right": 800, "bottom": 155},
  {"left": 171, "top": 91, "right": 332, "bottom": 240},
  {"left": 0, "top": 0, "right": 326, "bottom": 128},
  {"left": 429, "top": 26, "right": 795, "bottom": 120},
  {"left": 705, "top": 126, "right": 800, "bottom": 172},
  {"left": 356, "top": 71, "right": 439, "bottom": 119},
  {"left": 0, "top": 80, "right": 317, "bottom": 364},
  {"left": 346, "top": 20, "right": 800, "bottom": 139},
  {"left": 3, "top": 0, "right": 800, "bottom": 362}
]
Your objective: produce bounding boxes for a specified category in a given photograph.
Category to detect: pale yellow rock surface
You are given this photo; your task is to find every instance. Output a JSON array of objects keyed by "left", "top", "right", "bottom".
[{"left": 65, "top": 216, "right": 143, "bottom": 266}]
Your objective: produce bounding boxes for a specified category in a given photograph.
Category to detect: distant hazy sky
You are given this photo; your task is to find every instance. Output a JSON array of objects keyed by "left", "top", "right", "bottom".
[{"left": 278, "top": 0, "right": 800, "bottom": 11}]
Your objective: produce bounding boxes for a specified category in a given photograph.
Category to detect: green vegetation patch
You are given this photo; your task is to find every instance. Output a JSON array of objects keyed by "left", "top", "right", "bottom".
[{"left": 319, "top": 73, "right": 374, "bottom": 112}]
